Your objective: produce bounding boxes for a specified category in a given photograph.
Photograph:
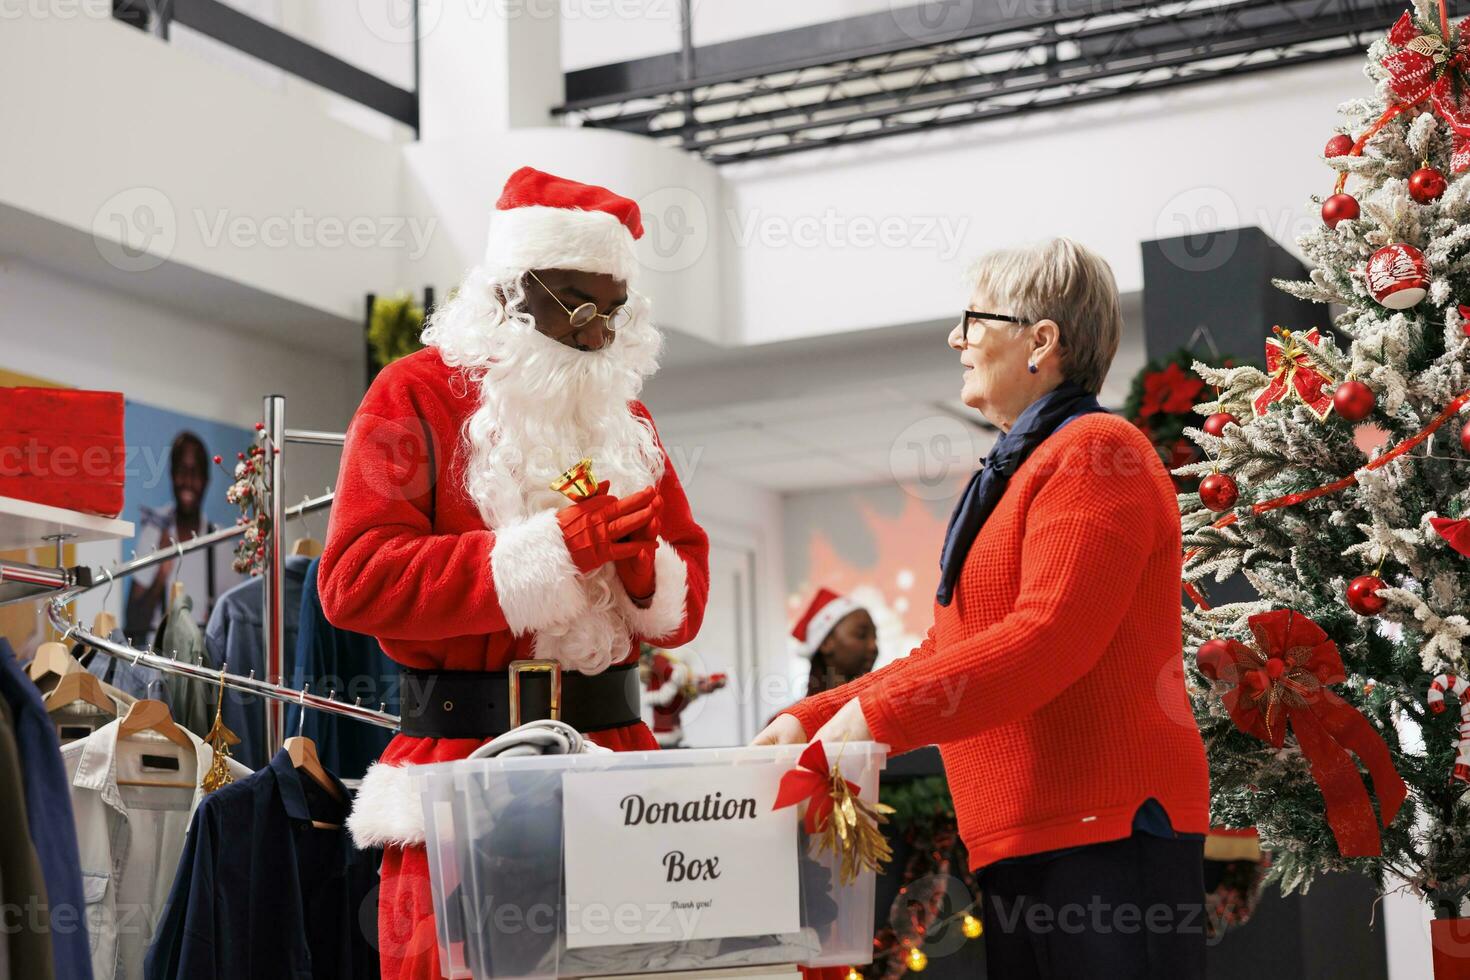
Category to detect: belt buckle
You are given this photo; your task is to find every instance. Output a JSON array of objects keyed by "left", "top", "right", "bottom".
[{"left": 508, "top": 660, "right": 562, "bottom": 728}]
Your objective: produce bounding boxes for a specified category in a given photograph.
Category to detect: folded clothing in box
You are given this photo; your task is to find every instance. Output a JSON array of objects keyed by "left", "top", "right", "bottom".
[{"left": 0, "top": 387, "right": 126, "bottom": 517}]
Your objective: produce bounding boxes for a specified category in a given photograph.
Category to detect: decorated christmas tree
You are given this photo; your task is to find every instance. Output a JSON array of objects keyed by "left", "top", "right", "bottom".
[{"left": 1178, "top": 0, "right": 1470, "bottom": 924}]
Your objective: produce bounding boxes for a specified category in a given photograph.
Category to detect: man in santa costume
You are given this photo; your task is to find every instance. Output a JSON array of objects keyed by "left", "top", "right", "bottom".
[
  {"left": 640, "top": 644, "right": 726, "bottom": 747},
  {"left": 318, "top": 167, "right": 710, "bottom": 979}
]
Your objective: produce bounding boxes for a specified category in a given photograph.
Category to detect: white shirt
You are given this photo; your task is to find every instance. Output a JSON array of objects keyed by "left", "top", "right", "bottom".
[{"left": 61, "top": 719, "right": 251, "bottom": 980}]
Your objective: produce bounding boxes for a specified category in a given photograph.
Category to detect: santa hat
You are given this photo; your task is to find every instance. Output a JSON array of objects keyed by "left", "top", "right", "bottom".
[
  {"left": 791, "top": 588, "right": 862, "bottom": 659},
  {"left": 483, "top": 166, "right": 643, "bottom": 284}
]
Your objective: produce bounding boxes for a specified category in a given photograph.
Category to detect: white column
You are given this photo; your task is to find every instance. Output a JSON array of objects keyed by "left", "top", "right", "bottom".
[{"left": 417, "top": 0, "right": 565, "bottom": 141}]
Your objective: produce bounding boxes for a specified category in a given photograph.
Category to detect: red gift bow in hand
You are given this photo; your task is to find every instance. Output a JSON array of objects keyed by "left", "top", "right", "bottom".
[
  {"left": 1432, "top": 517, "right": 1470, "bottom": 557},
  {"left": 772, "top": 740, "right": 857, "bottom": 834},
  {"left": 1198, "top": 609, "right": 1407, "bottom": 857},
  {"left": 1252, "top": 328, "right": 1335, "bottom": 421},
  {"left": 1381, "top": 6, "right": 1470, "bottom": 172}
]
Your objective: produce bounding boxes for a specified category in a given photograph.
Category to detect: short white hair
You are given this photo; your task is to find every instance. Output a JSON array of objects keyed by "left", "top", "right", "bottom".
[{"left": 968, "top": 238, "right": 1123, "bottom": 394}]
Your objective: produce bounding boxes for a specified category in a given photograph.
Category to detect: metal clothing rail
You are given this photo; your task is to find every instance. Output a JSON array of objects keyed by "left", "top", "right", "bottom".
[
  {"left": 56, "top": 491, "right": 336, "bottom": 603},
  {"left": 45, "top": 601, "right": 399, "bottom": 731}
]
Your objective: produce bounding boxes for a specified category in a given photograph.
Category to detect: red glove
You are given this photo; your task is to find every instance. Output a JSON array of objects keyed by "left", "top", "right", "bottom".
[
  {"left": 556, "top": 483, "right": 657, "bottom": 575},
  {"left": 616, "top": 490, "right": 663, "bottom": 604}
]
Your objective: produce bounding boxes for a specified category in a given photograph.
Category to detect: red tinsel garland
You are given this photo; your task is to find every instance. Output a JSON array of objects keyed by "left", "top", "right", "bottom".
[{"left": 1185, "top": 388, "right": 1470, "bottom": 609}]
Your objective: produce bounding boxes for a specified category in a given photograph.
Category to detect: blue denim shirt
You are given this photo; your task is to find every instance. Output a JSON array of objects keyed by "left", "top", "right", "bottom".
[{"left": 0, "top": 638, "right": 95, "bottom": 980}]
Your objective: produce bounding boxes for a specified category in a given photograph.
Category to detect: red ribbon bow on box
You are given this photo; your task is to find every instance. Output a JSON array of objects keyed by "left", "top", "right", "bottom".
[
  {"left": 1381, "top": 5, "right": 1470, "bottom": 172},
  {"left": 1198, "top": 609, "right": 1407, "bottom": 857},
  {"left": 773, "top": 740, "right": 857, "bottom": 834},
  {"left": 1252, "top": 327, "right": 1335, "bottom": 420}
]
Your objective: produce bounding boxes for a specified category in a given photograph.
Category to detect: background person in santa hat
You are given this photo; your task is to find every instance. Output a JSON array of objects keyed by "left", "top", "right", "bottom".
[
  {"left": 317, "top": 167, "right": 710, "bottom": 980},
  {"left": 767, "top": 589, "right": 877, "bottom": 728}
]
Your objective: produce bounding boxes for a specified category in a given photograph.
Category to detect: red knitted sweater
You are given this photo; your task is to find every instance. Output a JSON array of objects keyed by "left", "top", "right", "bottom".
[{"left": 784, "top": 413, "right": 1210, "bottom": 869}]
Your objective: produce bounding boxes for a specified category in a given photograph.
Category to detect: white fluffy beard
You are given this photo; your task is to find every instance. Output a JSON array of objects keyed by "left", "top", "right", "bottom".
[{"left": 422, "top": 268, "right": 666, "bottom": 673}]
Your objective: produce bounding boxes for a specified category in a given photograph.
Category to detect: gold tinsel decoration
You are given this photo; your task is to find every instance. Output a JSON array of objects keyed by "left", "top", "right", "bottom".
[
  {"left": 812, "top": 756, "right": 895, "bottom": 886},
  {"left": 200, "top": 681, "right": 240, "bottom": 793}
]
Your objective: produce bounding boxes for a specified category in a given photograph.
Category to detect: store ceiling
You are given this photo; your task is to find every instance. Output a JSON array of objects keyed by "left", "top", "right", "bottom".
[{"left": 643, "top": 292, "right": 1145, "bottom": 493}]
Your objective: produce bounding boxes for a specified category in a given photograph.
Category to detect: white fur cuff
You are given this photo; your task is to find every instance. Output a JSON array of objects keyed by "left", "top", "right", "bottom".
[
  {"left": 491, "top": 509, "right": 588, "bottom": 635},
  {"left": 347, "top": 763, "right": 426, "bottom": 848},
  {"left": 616, "top": 537, "right": 690, "bottom": 642}
]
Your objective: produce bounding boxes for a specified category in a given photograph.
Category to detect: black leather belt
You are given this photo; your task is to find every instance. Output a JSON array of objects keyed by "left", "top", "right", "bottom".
[{"left": 398, "top": 661, "right": 642, "bottom": 740}]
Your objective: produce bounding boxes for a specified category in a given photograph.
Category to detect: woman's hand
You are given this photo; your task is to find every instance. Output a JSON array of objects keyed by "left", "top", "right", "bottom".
[
  {"left": 751, "top": 713, "right": 807, "bottom": 746},
  {"left": 811, "top": 698, "right": 872, "bottom": 745}
]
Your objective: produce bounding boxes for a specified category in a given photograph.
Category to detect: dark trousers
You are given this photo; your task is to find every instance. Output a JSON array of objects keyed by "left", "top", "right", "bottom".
[{"left": 977, "top": 834, "right": 1206, "bottom": 980}]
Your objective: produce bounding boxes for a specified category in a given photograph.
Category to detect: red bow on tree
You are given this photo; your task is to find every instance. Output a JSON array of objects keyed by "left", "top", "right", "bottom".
[
  {"left": 1381, "top": 6, "right": 1470, "bottom": 172},
  {"left": 1252, "top": 327, "right": 1336, "bottom": 420},
  {"left": 1198, "top": 609, "right": 1407, "bottom": 857},
  {"left": 1432, "top": 516, "right": 1470, "bottom": 556}
]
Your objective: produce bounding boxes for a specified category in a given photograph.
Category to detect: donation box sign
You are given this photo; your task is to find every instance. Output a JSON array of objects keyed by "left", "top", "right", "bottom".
[{"left": 562, "top": 763, "right": 801, "bottom": 948}]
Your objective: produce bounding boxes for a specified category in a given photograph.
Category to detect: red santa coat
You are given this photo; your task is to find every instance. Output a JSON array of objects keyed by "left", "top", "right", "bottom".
[{"left": 318, "top": 347, "right": 709, "bottom": 979}]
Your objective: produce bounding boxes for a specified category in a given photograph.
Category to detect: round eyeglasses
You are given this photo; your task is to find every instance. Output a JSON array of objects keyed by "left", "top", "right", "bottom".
[{"left": 528, "top": 270, "right": 632, "bottom": 338}]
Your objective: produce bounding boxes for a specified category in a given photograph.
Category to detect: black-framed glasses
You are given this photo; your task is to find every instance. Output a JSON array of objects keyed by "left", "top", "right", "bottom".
[
  {"left": 527, "top": 269, "right": 632, "bottom": 338},
  {"left": 963, "top": 310, "right": 1025, "bottom": 326}
]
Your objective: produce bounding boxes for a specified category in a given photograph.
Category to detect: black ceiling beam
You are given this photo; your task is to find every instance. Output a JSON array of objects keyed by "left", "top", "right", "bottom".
[
  {"left": 658, "top": 0, "right": 1401, "bottom": 149},
  {"left": 562, "top": 0, "right": 1160, "bottom": 109},
  {"left": 166, "top": 0, "right": 418, "bottom": 130}
]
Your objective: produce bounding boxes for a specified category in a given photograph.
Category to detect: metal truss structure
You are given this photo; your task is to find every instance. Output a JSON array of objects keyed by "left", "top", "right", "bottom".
[{"left": 558, "top": 0, "right": 1468, "bottom": 164}]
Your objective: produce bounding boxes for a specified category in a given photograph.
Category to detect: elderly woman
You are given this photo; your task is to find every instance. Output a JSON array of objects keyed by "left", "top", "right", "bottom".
[{"left": 756, "top": 239, "right": 1210, "bottom": 978}]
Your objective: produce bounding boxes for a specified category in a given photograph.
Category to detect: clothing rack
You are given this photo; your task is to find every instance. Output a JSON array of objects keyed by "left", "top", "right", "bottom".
[
  {"left": 50, "top": 395, "right": 399, "bottom": 736},
  {"left": 44, "top": 600, "right": 398, "bottom": 730}
]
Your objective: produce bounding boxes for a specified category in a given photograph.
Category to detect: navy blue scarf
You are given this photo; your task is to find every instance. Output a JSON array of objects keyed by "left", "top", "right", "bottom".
[{"left": 936, "top": 382, "right": 1106, "bottom": 606}]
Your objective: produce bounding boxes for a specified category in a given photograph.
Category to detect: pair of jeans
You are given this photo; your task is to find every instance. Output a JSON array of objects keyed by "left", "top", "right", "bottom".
[{"left": 978, "top": 832, "right": 1206, "bottom": 980}]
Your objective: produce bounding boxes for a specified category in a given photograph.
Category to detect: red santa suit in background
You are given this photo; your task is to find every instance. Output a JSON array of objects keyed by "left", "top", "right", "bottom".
[
  {"left": 641, "top": 647, "right": 726, "bottom": 747},
  {"left": 318, "top": 167, "right": 710, "bottom": 979}
]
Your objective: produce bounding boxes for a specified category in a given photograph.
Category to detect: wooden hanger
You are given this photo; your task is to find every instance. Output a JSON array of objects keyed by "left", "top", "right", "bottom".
[
  {"left": 44, "top": 671, "right": 116, "bottom": 717},
  {"left": 116, "top": 699, "right": 195, "bottom": 789},
  {"left": 26, "top": 641, "right": 81, "bottom": 686},
  {"left": 290, "top": 537, "right": 323, "bottom": 558},
  {"left": 91, "top": 609, "right": 118, "bottom": 637},
  {"left": 284, "top": 687, "right": 344, "bottom": 826}
]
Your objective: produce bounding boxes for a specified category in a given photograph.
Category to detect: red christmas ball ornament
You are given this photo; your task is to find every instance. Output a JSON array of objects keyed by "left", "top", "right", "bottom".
[
  {"left": 1322, "top": 193, "right": 1360, "bottom": 229},
  {"left": 1198, "top": 638, "right": 1231, "bottom": 667},
  {"left": 1199, "top": 473, "right": 1239, "bottom": 512},
  {"left": 1461, "top": 423, "right": 1470, "bottom": 454},
  {"left": 1332, "top": 380, "right": 1376, "bottom": 422},
  {"left": 1459, "top": 304, "right": 1470, "bottom": 337},
  {"left": 1325, "top": 134, "right": 1355, "bottom": 157},
  {"left": 1408, "top": 166, "right": 1448, "bottom": 203},
  {"left": 1346, "top": 575, "right": 1388, "bottom": 616},
  {"left": 1202, "top": 412, "right": 1237, "bottom": 437},
  {"left": 1366, "top": 242, "right": 1429, "bottom": 309}
]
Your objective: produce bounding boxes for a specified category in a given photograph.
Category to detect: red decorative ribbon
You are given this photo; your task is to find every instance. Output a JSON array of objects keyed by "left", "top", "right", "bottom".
[
  {"left": 1185, "top": 388, "right": 1470, "bottom": 609},
  {"left": 1337, "top": 2, "right": 1470, "bottom": 192},
  {"left": 1432, "top": 516, "right": 1470, "bottom": 556},
  {"left": 1197, "top": 609, "right": 1407, "bottom": 857},
  {"left": 1252, "top": 328, "right": 1335, "bottom": 420},
  {"left": 772, "top": 740, "right": 854, "bottom": 834}
]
